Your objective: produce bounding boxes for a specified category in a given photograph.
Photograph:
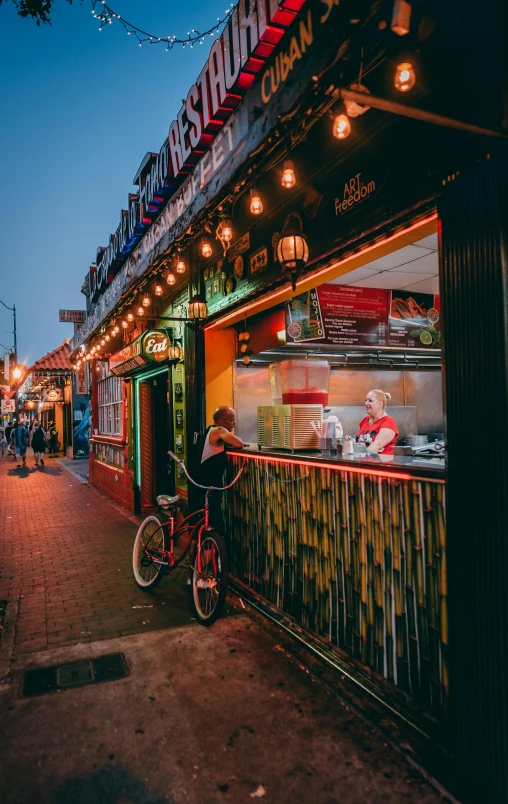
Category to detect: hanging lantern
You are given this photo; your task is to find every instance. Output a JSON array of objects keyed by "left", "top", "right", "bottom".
[
  {"left": 394, "top": 61, "right": 416, "bottom": 92},
  {"left": 142, "top": 293, "right": 151, "bottom": 307},
  {"left": 250, "top": 189, "right": 263, "bottom": 215},
  {"left": 168, "top": 345, "right": 181, "bottom": 360},
  {"left": 202, "top": 239, "right": 212, "bottom": 258},
  {"left": 101, "top": 338, "right": 106, "bottom": 345},
  {"left": 121, "top": 320, "right": 128, "bottom": 329},
  {"left": 219, "top": 215, "right": 233, "bottom": 242},
  {"left": 166, "top": 271, "right": 176, "bottom": 286},
  {"left": 105, "top": 334, "right": 110, "bottom": 341},
  {"left": 188, "top": 294, "right": 208, "bottom": 321},
  {"left": 276, "top": 212, "right": 309, "bottom": 290},
  {"left": 137, "top": 305, "right": 145, "bottom": 316},
  {"left": 176, "top": 255, "right": 186, "bottom": 274},
  {"left": 127, "top": 312, "right": 134, "bottom": 322},
  {"left": 154, "top": 282, "right": 163, "bottom": 296},
  {"left": 281, "top": 160, "right": 296, "bottom": 189}
]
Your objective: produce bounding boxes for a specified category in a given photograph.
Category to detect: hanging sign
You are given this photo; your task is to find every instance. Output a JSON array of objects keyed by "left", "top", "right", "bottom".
[
  {"left": 42, "top": 387, "right": 64, "bottom": 402},
  {"left": 59, "top": 310, "right": 86, "bottom": 323},
  {"left": 141, "top": 330, "right": 170, "bottom": 362}
]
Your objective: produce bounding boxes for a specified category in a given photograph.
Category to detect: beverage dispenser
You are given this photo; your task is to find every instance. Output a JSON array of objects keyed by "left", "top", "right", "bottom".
[{"left": 257, "top": 360, "right": 330, "bottom": 451}]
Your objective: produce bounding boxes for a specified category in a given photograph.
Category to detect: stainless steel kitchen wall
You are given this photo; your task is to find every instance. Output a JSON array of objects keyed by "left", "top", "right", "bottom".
[{"left": 234, "top": 365, "right": 443, "bottom": 445}]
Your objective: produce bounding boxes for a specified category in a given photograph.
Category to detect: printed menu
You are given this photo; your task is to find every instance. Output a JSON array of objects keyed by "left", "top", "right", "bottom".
[{"left": 286, "top": 285, "right": 440, "bottom": 348}]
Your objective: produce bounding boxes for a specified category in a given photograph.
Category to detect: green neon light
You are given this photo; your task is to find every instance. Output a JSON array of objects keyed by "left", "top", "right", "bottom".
[{"left": 134, "top": 365, "right": 168, "bottom": 489}]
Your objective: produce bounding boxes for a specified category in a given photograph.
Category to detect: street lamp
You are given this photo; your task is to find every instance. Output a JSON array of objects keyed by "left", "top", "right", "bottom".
[{"left": 0, "top": 299, "right": 18, "bottom": 419}]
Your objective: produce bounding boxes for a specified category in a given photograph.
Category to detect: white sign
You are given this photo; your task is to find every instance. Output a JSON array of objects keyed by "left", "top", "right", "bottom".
[{"left": 1, "top": 399, "right": 15, "bottom": 414}]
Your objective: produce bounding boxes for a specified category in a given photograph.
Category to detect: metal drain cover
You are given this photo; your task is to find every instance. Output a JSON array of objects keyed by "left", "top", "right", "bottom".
[{"left": 21, "top": 653, "right": 128, "bottom": 697}]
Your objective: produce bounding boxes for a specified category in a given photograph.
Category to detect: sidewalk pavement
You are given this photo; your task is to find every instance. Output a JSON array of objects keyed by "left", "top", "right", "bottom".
[{"left": 0, "top": 447, "right": 449, "bottom": 803}]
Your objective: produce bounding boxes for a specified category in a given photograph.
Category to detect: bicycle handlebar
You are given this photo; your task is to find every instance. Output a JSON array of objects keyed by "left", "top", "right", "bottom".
[{"left": 167, "top": 450, "right": 246, "bottom": 492}]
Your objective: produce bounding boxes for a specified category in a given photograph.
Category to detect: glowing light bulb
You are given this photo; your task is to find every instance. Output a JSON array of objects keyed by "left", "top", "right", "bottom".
[
  {"left": 121, "top": 320, "right": 128, "bottom": 329},
  {"left": 137, "top": 306, "right": 145, "bottom": 316},
  {"left": 105, "top": 335, "right": 110, "bottom": 341},
  {"left": 142, "top": 293, "right": 151, "bottom": 307},
  {"left": 220, "top": 216, "right": 233, "bottom": 242},
  {"left": 166, "top": 272, "right": 176, "bottom": 286},
  {"left": 394, "top": 62, "right": 416, "bottom": 92},
  {"left": 101, "top": 338, "right": 106, "bottom": 345},
  {"left": 154, "top": 283, "right": 163, "bottom": 296},
  {"left": 332, "top": 112, "right": 351, "bottom": 140},
  {"left": 127, "top": 312, "right": 134, "bottom": 322},
  {"left": 202, "top": 240, "right": 212, "bottom": 258},
  {"left": 250, "top": 190, "right": 263, "bottom": 215},
  {"left": 281, "top": 160, "right": 296, "bottom": 189},
  {"left": 176, "top": 258, "right": 186, "bottom": 274}
]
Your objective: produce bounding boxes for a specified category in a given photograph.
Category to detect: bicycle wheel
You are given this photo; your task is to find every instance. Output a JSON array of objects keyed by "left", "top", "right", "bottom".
[
  {"left": 133, "top": 515, "right": 167, "bottom": 589},
  {"left": 191, "top": 529, "right": 228, "bottom": 626}
]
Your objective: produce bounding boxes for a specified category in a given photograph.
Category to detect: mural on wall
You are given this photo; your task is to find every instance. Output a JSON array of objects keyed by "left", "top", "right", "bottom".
[
  {"left": 74, "top": 401, "right": 90, "bottom": 456},
  {"left": 226, "top": 455, "right": 447, "bottom": 719}
]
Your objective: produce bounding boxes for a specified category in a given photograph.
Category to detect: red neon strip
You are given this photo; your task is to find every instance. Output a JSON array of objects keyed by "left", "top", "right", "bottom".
[
  {"left": 205, "top": 214, "right": 438, "bottom": 330},
  {"left": 228, "top": 450, "right": 413, "bottom": 481}
]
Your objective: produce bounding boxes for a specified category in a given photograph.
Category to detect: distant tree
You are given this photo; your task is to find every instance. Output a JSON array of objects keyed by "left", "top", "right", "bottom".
[{"left": 0, "top": 0, "right": 75, "bottom": 25}]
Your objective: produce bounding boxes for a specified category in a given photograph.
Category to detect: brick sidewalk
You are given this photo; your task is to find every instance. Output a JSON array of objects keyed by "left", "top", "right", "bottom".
[{"left": 0, "top": 449, "right": 196, "bottom": 655}]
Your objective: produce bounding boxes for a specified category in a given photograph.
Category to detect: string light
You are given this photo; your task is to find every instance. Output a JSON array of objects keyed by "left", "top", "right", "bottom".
[
  {"left": 90, "top": 1, "right": 234, "bottom": 52},
  {"left": 394, "top": 61, "right": 416, "bottom": 92},
  {"left": 142, "top": 293, "right": 151, "bottom": 307},
  {"left": 332, "top": 103, "right": 352, "bottom": 140},
  {"left": 137, "top": 305, "right": 145, "bottom": 316},
  {"left": 202, "top": 239, "right": 213, "bottom": 258},
  {"left": 281, "top": 160, "right": 296, "bottom": 189},
  {"left": 219, "top": 215, "right": 233, "bottom": 242},
  {"left": 127, "top": 312, "right": 134, "bottom": 322},
  {"left": 121, "top": 320, "right": 128, "bottom": 329},
  {"left": 154, "top": 282, "right": 163, "bottom": 296},
  {"left": 250, "top": 189, "right": 263, "bottom": 215},
  {"left": 166, "top": 272, "right": 176, "bottom": 286},
  {"left": 176, "top": 255, "right": 186, "bottom": 274}
]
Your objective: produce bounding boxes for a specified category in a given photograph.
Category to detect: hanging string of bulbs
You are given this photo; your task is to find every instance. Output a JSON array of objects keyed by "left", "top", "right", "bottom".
[{"left": 90, "top": 0, "right": 235, "bottom": 51}]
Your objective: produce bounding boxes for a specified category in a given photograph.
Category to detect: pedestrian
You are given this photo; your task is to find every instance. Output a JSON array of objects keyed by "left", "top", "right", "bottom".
[
  {"left": 5, "top": 420, "right": 14, "bottom": 458},
  {"left": 31, "top": 422, "right": 47, "bottom": 467},
  {"left": 12, "top": 419, "right": 29, "bottom": 468},
  {"left": 48, "top": 421, "right": 59, "bottom": 457},
  {"left": 0, "top": 425, "right": 7, "bottom": 458}
]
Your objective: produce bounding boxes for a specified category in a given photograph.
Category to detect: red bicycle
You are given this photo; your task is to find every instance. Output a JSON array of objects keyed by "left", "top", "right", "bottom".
[{"left": 132, "top": 450, "right": 245, "bottom": 625}]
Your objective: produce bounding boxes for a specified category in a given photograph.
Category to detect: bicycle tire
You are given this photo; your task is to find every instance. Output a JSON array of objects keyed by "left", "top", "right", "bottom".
[
  {"left": 133, "top": 515, "right": 168, "bottom": 589},
  {"left": 191, "top": 529, "right": 228, "bottom": 626}
]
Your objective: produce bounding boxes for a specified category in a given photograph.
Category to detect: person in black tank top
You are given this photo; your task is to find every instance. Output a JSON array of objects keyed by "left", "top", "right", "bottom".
[{"left": 196, "top": 406, "right": 244, "bottom": 533}]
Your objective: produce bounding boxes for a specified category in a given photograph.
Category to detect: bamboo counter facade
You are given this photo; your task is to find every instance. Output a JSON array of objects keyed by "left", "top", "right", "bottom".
[{"left": 226, "top": 450, "right": 447, "bottom": 719}]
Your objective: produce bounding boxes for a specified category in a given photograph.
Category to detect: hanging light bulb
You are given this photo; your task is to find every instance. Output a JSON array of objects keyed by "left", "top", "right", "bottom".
[
  {"left": 137, "top": 305, "right": 145, "bottom": 316},
  {"left": 168, "top": 345, "right": 181, "bottom": 360},
  {"left": 332, "top": 102, "right": 352, "bottom": 140},
  {"left": 219, "top": 215, "right": 233, "bottom": 242},
  {"left": 105, "top": 334, "right": 110, "bottom": 341},
  {"left": 202, "top": 239, "right": 212, "bottom": 258},
  {"left": 101, "top": 338, "right": 106, "bottom": 345},
  {"left": 166, "top": 271, "right": 176, "bottom": 286},
  {"left": 394, "top": 61, "right": 416, "bottom": 92},
  {"left": 250, "top": 189, "right": 263, "bottom": 215},
  {"left": 154, "top": 282, "right": 163, "bottom": 296},
  {"left": 142, "top": 293, "right": 151, "bottom": 307},
  {"left": 121, "top": 320, "right": 128, "bottom": 329},
  {"left": 281, "top": 160, "right": 296, "bottom": 189},
  {"left": 127, "top": 312, "right": 134, "bottom": 322},
  {"left": 176, "top": 255, "right": 186, "bottom": 274}
]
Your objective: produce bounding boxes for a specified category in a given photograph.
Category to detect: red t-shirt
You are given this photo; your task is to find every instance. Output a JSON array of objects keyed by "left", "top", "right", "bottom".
[{"left": 356, "top": 415, "right": 399, "bottom": 455}]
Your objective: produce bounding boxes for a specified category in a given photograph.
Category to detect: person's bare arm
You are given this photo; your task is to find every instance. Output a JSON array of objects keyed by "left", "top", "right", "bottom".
[
  {"left": 368, "top": 427, "right": 396, "bottom": 454},
  {"left": 210, "top": 426, "right": 244, "bottom": 449}
]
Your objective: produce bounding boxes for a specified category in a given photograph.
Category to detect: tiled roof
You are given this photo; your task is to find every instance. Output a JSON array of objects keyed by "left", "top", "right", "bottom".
[{"left": 30, "top": 339, "right": 72, "bottom": 373}]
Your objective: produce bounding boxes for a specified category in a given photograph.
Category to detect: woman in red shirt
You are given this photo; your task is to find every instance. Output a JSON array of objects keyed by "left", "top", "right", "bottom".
[{"left": 357, "top": 389, "right": 398, "bottom": 455}]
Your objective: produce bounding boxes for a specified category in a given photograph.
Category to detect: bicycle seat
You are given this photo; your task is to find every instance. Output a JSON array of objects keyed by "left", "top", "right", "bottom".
[{"left": 156, "top": 494, "right": 181, "bottom": 510}]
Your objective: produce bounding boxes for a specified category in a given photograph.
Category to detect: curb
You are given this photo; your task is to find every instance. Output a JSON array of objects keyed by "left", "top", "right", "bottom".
[
  {"left": 57, "top": 459, "right": 89, "bottom": 485},
  {"left": 0, "top": 598, "right": 19, "bottom": 682}
]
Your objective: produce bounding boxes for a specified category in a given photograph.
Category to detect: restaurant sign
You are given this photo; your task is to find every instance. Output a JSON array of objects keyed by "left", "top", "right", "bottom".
[{"left": 141, "top": 331, "right": 170, "bottom": 362}]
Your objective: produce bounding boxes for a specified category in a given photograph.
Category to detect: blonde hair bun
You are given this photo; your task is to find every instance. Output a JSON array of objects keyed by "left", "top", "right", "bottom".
[
  {"left": 384, "top": 391, "right": 392, "bottom": 401},
  {"left": 369, "top": 389, "right": 391, "bottom": 408}
]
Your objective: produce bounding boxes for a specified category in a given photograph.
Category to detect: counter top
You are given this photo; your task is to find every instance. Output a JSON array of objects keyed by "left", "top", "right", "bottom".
[{"left": 227, "top": 446, "right": 446, "bottom": 481}]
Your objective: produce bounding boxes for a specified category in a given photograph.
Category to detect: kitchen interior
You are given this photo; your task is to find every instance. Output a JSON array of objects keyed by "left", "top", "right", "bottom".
[{"left": 233, "top": 232, "right": 445, "bottom": 468}]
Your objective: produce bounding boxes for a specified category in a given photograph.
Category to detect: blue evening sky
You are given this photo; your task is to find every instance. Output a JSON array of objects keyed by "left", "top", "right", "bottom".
[{"left": 0, "top": 0, "right": 225, "bottom": 368}]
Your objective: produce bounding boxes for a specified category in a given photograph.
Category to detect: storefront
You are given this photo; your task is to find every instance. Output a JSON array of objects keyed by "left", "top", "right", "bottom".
[{"left": 68, "top": 0, "right": 508, "bottom": 797}]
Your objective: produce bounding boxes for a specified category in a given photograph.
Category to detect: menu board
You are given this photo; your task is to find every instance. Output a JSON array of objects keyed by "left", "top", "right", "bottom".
[{"left": 286, "top": 285, "right": 440, "bottom": 348}]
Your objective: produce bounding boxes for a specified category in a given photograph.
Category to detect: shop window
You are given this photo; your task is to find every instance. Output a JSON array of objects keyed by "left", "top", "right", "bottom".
[{"left": 98, "top": 366, "right": 122, "bottom": 436}]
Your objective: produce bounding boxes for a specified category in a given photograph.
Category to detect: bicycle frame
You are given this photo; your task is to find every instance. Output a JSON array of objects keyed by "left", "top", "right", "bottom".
[{"left": 141, "top": 451, "right": 246, "bottom": 575}]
